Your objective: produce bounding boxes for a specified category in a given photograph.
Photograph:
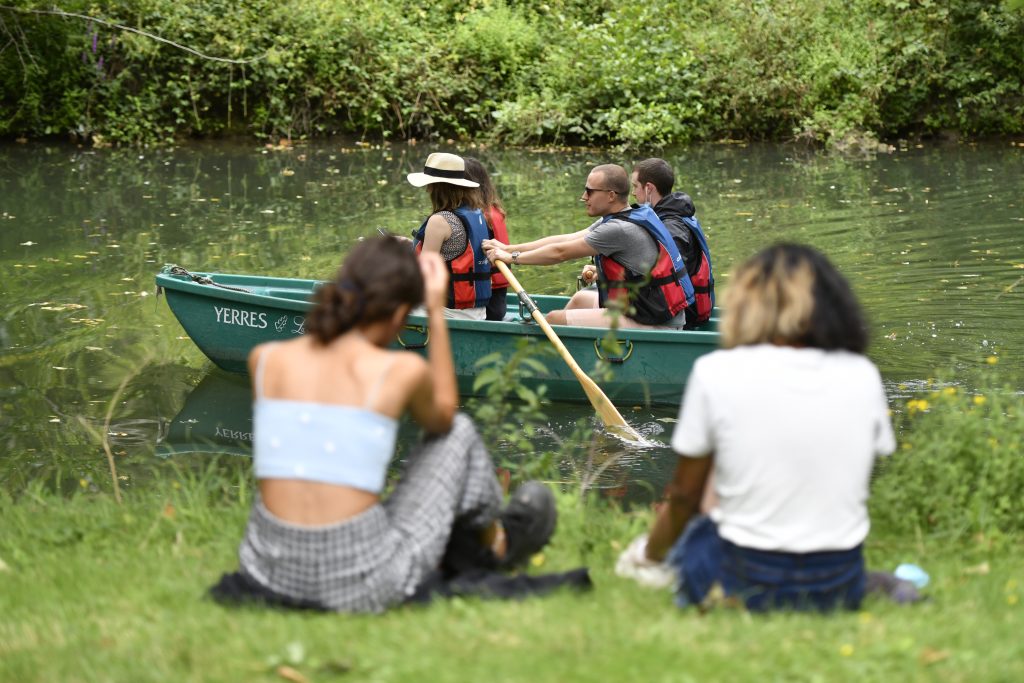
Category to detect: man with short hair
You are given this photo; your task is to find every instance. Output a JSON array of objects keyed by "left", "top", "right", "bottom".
[
  {"left": 483, "top": 164, "right": 691, "bottom": 329},
  {"left": 631, "top": 158, "right": 715, "bottom": 327}
]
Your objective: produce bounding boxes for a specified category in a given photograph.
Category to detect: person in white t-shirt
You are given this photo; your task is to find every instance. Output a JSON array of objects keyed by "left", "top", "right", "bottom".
[{"left": 624, "top": 243, "right": 896, "bottom": 612}]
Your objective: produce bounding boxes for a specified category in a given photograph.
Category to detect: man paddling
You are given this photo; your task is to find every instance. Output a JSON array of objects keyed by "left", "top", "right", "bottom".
[{"left": 483, "top": 164, "right": 693, "bottom": 329}]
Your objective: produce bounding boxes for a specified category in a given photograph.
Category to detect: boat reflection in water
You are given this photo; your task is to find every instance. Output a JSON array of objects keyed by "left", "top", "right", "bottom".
[
  {"left": 157, "top": 369, "right": 678, "bottom": 507},
  {"left": 155, "top": 368, "right": 426, "bottom": 460},
  {"left": 156, "top": 369, "right": 255, "bottom": 458}
]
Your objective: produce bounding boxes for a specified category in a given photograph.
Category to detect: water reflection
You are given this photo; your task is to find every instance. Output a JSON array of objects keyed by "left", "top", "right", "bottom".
[
  {"left": 155, "top": 369, "right": 254, "bottom": 458},
  {"left": 155, "top": 368, "right": 681, "bottom": 506},
  {"left": 2, "top": 139, "right": 1022, "bottom": 493}
]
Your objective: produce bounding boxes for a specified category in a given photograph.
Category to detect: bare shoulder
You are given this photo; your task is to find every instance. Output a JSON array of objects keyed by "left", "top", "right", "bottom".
[
  {"left": 426, "top": 212, "right": 453, "bottom": 231},
  {"left": 247, "top": 342, "right": 271, "bottom": 374},
  {"left": 247, "top": 338, "right": 304, "bottom": 374},
  {"left": 389, "top": 350, "right": 430, "bottom": 384}
]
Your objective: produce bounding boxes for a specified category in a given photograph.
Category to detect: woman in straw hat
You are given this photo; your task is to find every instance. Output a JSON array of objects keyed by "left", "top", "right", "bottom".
[{"left": 408, "top": 152, "right": 493, "bottom": 320}]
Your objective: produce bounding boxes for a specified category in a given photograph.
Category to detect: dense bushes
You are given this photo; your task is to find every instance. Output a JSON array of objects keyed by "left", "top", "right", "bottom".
[
  {"left": 870, "top": 368, "right": 1024, "bottom": 538},
  {"left": 1, "top": 0, "right": 1022, "bottom": 146}
]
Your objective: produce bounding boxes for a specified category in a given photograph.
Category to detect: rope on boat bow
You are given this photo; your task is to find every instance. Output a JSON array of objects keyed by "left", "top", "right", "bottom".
[{"left": 165, "top": 266, "right": 252, "bottom": 293}]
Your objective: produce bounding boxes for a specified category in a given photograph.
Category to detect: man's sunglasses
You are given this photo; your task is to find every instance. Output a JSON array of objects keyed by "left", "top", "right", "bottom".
[{"left": 583, "top": 187, "right": 617, "bottom": 197}]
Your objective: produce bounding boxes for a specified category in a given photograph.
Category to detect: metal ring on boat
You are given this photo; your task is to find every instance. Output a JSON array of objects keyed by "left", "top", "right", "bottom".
[
  {"left": 397, "top": 324, "right": 429, "bottom": 349},
  {"left": 593, "top": 338, "right": 633, "bottom": 364}
]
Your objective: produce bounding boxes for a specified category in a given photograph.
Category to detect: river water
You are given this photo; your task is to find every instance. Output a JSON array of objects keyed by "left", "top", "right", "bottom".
[{"left": 1, "top": 140, "right": 1021, "bottom": 500}]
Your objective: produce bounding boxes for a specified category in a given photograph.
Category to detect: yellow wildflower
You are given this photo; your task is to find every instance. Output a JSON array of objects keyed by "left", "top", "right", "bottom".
[
  {"left": 840, "top": 644, "right": 855, "bottom": 657},
  {"left": 907, "top": 399, "right": 930, "bottom": 414},
  {"left": 986, "top": 356, "right": 999, "bottom": 365},
  {"left": 973, "top": 395, "right": 987, "bottom": 406},
  {"left": 942, "top": 386, "right": 957, "bottom": 397}
]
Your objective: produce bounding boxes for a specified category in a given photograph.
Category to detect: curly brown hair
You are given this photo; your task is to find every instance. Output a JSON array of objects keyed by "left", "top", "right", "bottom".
[{"left": 305, "top": 236, "right": 423, "bottom": 344}]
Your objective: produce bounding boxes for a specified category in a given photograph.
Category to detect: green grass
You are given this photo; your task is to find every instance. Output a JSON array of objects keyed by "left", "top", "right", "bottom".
[{"left": 2, "top": 472, "right": 1022, "bottom": 683}]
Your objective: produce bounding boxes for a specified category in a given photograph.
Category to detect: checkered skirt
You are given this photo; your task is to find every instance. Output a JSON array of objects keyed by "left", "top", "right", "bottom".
[{"left": 238, "top": 413, "right": 502, "bottom": 612}]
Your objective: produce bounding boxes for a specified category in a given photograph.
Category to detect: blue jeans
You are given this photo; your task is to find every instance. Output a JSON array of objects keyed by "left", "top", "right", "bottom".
[{"left": 667, "top": 516, "right": 866, "bottom": 612}]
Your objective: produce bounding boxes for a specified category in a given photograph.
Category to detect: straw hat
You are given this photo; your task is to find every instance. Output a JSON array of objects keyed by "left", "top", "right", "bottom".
[{"left": 406, "top": 152, "right": 480, "bottom": 188}]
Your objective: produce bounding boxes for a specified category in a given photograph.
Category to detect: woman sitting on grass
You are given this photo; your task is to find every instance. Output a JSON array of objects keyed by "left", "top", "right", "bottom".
[
  {"left": 216, "top": 236, "right": 556, "bottom": 612},
  {"left": 628, "top": 243, "right": 896, "bottom": 611}
]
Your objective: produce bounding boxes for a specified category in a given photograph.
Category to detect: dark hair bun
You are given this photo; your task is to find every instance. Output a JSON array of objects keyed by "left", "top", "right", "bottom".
[{"left": 305, "top": 236, "right": 424, "bottom": 344}]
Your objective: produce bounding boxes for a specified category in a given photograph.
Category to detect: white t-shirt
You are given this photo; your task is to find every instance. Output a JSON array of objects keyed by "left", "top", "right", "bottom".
[{"left": 672, "top": 345, "right": 896, "bottom": 553}]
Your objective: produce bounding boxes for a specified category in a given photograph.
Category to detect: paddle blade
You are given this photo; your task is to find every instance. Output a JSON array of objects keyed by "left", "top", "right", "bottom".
[{"left": 576, "top": 372, "right": 645, "bottom": 443}]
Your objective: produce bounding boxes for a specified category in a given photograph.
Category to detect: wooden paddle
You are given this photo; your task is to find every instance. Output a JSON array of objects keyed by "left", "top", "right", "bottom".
[{"left": 492, "top": 260, "right": 643, "bottom": 443}]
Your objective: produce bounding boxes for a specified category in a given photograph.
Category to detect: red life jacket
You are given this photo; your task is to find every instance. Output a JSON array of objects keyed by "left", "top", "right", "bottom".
[
  {"left": 677, "top": 216, "right": 714, "bottom": 327},
  {"left": 484, "top": 205, "right": 510, "bottom": 290},
  {"left": 413, "top": 206, "right": 492, "bottom": 309},
  {"left": 649, "top": 195, "right": 715, "bottom": 328},
  {"left": 594, "top": 206, "right": 692, "bottom": 326}
]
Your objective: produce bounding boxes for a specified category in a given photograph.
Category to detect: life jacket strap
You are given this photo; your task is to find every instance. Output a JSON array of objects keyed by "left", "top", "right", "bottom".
[{"left": 450, "top": 271, "right": 492, "bottom": 282}]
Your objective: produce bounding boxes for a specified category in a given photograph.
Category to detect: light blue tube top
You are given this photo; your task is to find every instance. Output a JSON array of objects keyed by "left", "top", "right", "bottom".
[
  {"left": 250, "top": 342, "right": 399, "bottom": 495},
  {"left": 253, "top": 398, "right": 398, "bottom": 494}
]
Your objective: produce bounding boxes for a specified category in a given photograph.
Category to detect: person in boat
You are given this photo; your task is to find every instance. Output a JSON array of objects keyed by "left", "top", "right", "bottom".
[
  {"left": 629, "top": 158, "right": 715, "bottom": 329},
  {"left": 483, "top": 164, "right": 692, "bottom": 330},
  {"left": 408, "top": 152, "right": 492, "bottom": 321},
  {"left": 620, "top": 244, "right": 897, "bottom": 612},
  {"left": 463, "top": 157, "right": 512, "bottom": 322},
  {"left": 219, "top": 236, "right": 557, "bottom": 612}
]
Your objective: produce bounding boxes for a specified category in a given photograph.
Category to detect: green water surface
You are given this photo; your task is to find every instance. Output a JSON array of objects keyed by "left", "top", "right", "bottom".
[{"left": 2, "top": 140, "right": 1021, "bottom": 499}]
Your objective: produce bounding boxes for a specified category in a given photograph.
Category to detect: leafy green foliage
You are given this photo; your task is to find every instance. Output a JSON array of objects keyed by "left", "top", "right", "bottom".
[
  {"left": 466, "top": 339, "right": 554, "bottom": 462},
  {"left": 871, "top": 368, "right": 1024, "bottom": 538},
  {"left": 1, "top": 0, "right": 1021, "bottom": 145}
]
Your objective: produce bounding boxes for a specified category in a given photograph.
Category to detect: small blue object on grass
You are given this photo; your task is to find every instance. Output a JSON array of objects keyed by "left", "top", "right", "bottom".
[{"left": 894, "top": 563, "right": 930, "bottom": 589}]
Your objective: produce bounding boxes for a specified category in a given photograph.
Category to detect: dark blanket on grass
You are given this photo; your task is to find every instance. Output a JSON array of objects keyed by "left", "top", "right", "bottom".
[{"left": 209, "top": 567, "right": 592, "bottom": 612}]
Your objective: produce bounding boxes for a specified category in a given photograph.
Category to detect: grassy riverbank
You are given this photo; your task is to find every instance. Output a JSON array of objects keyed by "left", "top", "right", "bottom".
[
  {"left": 3, "top": 368, "right": 1021, "bottom": 681},
  {"left": 2, "top": 473, "right": 1023, "bottom": 683},
  {"left": 2, "top": 0, "right": 1023, "bottom": 148}
]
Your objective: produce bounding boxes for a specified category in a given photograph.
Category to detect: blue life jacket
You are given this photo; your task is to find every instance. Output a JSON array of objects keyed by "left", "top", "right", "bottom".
[
  {"left": 413, "top": 206, "right": 492, "bottom": 309},
  {"left": 594, "top": 205, "right": 694, "bottom": 325}
]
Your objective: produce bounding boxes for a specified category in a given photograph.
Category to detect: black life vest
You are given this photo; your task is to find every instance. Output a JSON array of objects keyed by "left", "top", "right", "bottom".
[
  {"left": 413, "top": 206, "right": 492, "bottom": 309},
  {"left": 593, "top": 205, "right": 693, "bottom": 325}
]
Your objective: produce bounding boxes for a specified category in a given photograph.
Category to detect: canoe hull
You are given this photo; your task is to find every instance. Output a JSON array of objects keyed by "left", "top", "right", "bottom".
[{"left": 156, "top": 268, "right": 720, "bottom": 406}]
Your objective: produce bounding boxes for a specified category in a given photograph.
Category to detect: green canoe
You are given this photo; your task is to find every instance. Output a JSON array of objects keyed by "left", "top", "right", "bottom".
[{"left": 155, "top": 265, "right": 720, "bottom": 406}]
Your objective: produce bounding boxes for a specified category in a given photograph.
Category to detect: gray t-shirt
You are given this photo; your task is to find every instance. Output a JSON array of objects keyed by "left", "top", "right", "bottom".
[{"left": 583, "top": 217, "right": 658, "bottom": 274}]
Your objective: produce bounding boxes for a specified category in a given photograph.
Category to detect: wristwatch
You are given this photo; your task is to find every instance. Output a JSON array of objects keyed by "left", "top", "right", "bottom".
[{"left": 511, "top": 251, "right": 521, "bottom": 265}]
